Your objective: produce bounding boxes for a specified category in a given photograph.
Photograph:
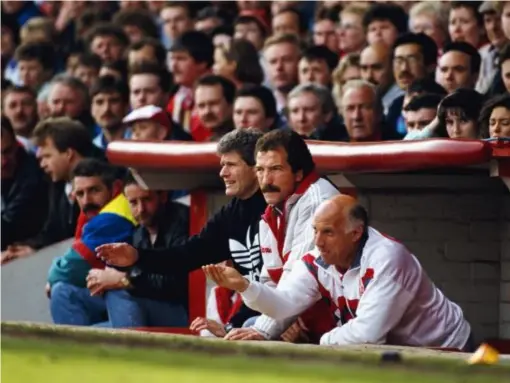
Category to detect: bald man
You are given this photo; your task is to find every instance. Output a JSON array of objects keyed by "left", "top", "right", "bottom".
[
  {"left": 360, "top": 43, "right": 404, "bottom": 115},
  {"left": 204, "top": 195, "right": 473, "bottom": 350}
]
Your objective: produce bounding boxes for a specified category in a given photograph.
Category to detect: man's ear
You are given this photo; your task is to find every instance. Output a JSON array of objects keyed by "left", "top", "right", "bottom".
[
  {"left": 351, "top": 224, "right": 365, "bottom": 243},
  {"left": 294, "top": 169, "right": 303, "bottom": 183}
]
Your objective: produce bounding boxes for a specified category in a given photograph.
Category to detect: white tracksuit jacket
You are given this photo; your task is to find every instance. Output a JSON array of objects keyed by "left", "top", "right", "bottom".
[
  {"left": 253, "top": 172, "right": 340, "bottom": 338},
  {"left": 243, "top": 227, "right": 471, "bottom": 348}
]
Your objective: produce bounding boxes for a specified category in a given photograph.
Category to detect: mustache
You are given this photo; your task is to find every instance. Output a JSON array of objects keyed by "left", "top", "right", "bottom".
[
  {"left": 261, "top": 184, "right": 280, "bottom": 193},
  {"left": 82, "top": 203, "right": 100, "bottom": 213},
  {"left": 398, "top": 71, "right": 412, "bottom": 79},
  {"left": 202, "top": 113, "right": 217, "bottom": 122}
]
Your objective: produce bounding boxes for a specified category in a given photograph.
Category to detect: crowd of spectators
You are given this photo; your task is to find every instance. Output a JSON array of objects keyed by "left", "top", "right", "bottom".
[{"left": 1, "top": 0, "right": 510, "bottom": 348}]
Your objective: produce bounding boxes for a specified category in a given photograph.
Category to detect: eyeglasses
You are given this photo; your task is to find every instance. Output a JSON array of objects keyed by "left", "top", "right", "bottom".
[{"left": 393, "top": 55, "right": 422, "bottom": 67}]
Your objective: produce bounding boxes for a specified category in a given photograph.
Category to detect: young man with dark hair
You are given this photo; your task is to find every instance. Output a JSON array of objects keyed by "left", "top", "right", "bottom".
[
  {"left": 438, "top": 42, "right": 481, "bottom": 93},
  {"left": 14, "top": 41, "right": 55, "bottom": 91},
  {"left": 2, "top": 118, "right": 99, "bottom": 261},
  {"left": 192, "top": 74, "right": 236, "bottom": 141},
  {"left": 73, "top": 53, "right": 102, "bottom": 90},
  {"left": 129, "top": 62, "right": 173, "bottom": 109},
  {"left": 160, "top": 1, "right": 195, "bottom": 49},
  {"left": 127, "top": 37, "right": 167, "bottom": 67},
  {"left": 195, "top": 6, "right": 230, "bottom": 34},
  {"left": 113, "top": 9, "right": 160, "bottom": 43},
  {"left": 90, "top": 75, "right": 131, "bottom": 150},
  {"left": 167, "top": 31, "right": 214, "bottom": 133},
  {"left": 272, "top": 7, "right": 307, "bottom": 39},
  {"left": 234, "top": 11, "right": 269, "bottom": 52},
  {"left": 403, "top": 93, "right": 443, "bottom": 139},
  {"left": 86, "top": 23, "right": 129, "bottom": 64},
  {"left": 298, "top": 45, "right": 339, "bottom": 87},
  {"left": 364, "top": 3, "right": 409, "bottom": 48},
  {"left": 233, "top": 85, "right": 277, "bottom": 132},
  {"left": 313, "top": 6, "right": 340, "bottom": 54},
  {"left": 0, "top": 117, "right": 48, "bottom": 256}
]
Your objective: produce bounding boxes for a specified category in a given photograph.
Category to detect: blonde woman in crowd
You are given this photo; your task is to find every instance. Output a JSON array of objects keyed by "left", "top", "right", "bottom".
[{"left": 332, "top": 53, "right": 361, "bottom": 114}]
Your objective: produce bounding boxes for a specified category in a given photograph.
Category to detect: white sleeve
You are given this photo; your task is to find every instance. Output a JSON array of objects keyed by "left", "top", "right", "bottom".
[
  {"left": 320, "top": 250, "right": 415, "bottom": 346},
  {"left": 243, "top": 261, "right": 321, "bottom": 339}
]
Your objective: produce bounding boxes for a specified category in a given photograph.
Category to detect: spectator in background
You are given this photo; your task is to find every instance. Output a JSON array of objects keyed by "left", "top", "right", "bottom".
[
  {"left": 47, "top": 75, "right": 96, "bottom": 134},
  {"left": 338, "top": 4, "right": 369, "bottom": 55},
  {"left": 72, "top": 53, "right": 102, "bottom": 90},
  {"left": 234, "top": 11, "right": 269, "bottom": 52},
  {"left": 313, "top": 5, "right": 340, "bottom": 55},
  {"left": 437, "top": 88, "right": 485, "bottom": 139},
  {"left": 233, "top": 85, "right": 277, "bottom": 132},
  {"left": 263, "top": 34, "right": 300, "bottom": 117},
  {"left": 211, "top": 25, "right": 234, "bottom": 49},
  {"left": 332, "top": 53, "right": 361, "bottom": 113},
  {"left": 409, "top": 1, "right": 449, "bottom": 53},
  {"left": 124, "top": 105, "right": 191, "bottom": 141},
  {"left": 1, "top": 1, "right": 42, "bottom": 27},
  {"left": 287, "top": 83, "right": 344, "bottom": 141},
  {"left": 160, "top": 1, "right": 195, "bottom": 49},
  {"left": 91, "top": 76, "right": 130, "bottom": 150},
  {"left": 403, "top": 93, "right": 443, "bottom": 140},
  {"left": 129, "top": 62, "right": 173, "bottom": 110},
  {"left": 1, "top": 117, "right": 48, "bottom": 254},
  {"left": 2, "top": 118, "right": 97, "bottom": 261},
  {"left": 213, "top": 39, "right": 264, "bottom": 88},
  {"left": 36, "top": 82, "right": 51, "bottom": 120},
  {"left": 113, "top": 8, "right": 160, "bottom": 43},
  {"left": 272, "top": 7, "right": 307, "bottom": 40},
  {"left": 501, "top": 43, "right": 510, "bottom": 93},
  {"left": 480, "top": 93, "right": 510, "bottom": 139},
  {"left": 167, "top": 31, "right": 214, "bottom": 133},
  {"left": 448, "top": 1, "right": 485, "bottom": 49},
  {"left": 298, "top": 46, "right": 338, "bottom": 88},
  {"left": 14, "top": 42, "right": 54, "bottom": 91},
  {"left": 364, "top": 3, "right": 409, "bottom": 48},
  {"left": 195, "top": 6, "right": 229, "bottom": 33},
  {"left": 2, "top": 85, "right": 39, "bottom": 153},
  {"left": 127, "top": 37, "right": 167, "bottom": 68},
  {"left": 341, "top": 80, "right": 389, "bottom": 142},
  {"left": 501, "top": 2, "right": 510, "bottom": 41},
  {"left": 360, "top": 43, "right": 403, "bottom": 115},
  {"left": 86, "top": 23, "right": 129, "bottom": 64},
  {"left": 1, "top": 12, "right": 20, "bottom": 82},
  {"left": 437, "top": 42, "right": 481, "bottom": 94},
  {"left": 99, "top": 59, "right": 129, "bottom": 83},
  {"left": 192, "top": 75, "right": 236, "bottom": 142},
  {"left": 19, "top": 16, "right": 56, "bottom": 45}
]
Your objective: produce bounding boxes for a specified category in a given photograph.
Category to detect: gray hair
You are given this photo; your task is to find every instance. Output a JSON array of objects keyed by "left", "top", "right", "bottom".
[
  {"left": 287, "top": 83, "right": 336, "bottom": 116},
  {"left": 341, "top": 79, "right": 383, "bottom": 115},
  {"left": 409, "top": 2, "right": 449, "bottom": 40},
  {"left": 217, "top": 128, "right": 264, "bottom": 166},
  {"left": 49, "top": 74, "right": 90, "bottom": 105}
]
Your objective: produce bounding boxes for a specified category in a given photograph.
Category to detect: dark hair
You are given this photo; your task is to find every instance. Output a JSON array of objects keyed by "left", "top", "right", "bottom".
[
  {"left": 363, "top": 3, "right": 409, "bottom": 34},
  {"left": 196, "top": 6, "right": 231, "bottom": 25},
  {"left": 129, "top": 37, "right": 167, "bottom": 67},
  {"left": 14, "top": 42, "right": 55, "bottom": 71},
  {"left": 113, "top": 9, "right": 160, "bottom": 39},
  {"left": 437, "top": 88, "right": 485, "bottom": 136},
  {"left": 220, "top": 39, "right": 264, "bottom": 85},
  {"left": 32, "top": 117, "right": 94, "bottom": 156},
  {"left": 163, "top": 1, "right": 194, "bottom": 18},
  {"left": 315, "top": 5, "right": 340, "bottom": 23},
  {"left": 1, "top": 115, "right": 15, "bottom": 139},
  {"left": 90, "top": 75, "right": 130, "bottom": 103},
  {"left": 235, "top": 85, "right": 277, "bottom": 119},
  {"left": 1, "top": 12, "right": 20, "bottom": 46},
  {"left": 76, "top": 9, "right": 112, "bottom": 37},
  {"left": 499, "top": 42, "right": 510, "bottom": 68},
  {"left": 196, "top": 74, "right": 236, "bottom": 104},
  {"left": 407, "top": 78, "right": 447, "bottom": 96},
  {"left": 393, "top": 33, "right": 438, "bottom": 68},
  {"left": 275, "top": 7, "right": 307, "bottom": 34},
  {"left": 129, "top": 62, "right": 173, "bottom": 93},
  {"left": 170, "top": 31, "right": 214, "bottom": 68},
  {"left": 2, "top": 85, "right": 37, "bottom": 103},
  {"left": 86, "top": 23, "right": 129, "bottom": 48},
  {"left": 217, "top": 128, "right": 264, "bottom": 166},
  {"left": 210, "top": 25, "right": 234, "bottom": 39},
  {"left": 348, "top": 203, "right": 369, "bottom": 230},
  {"left": 76, "top": 53, "right": 102, "bottom": 71},
  {"left": 255, "top": 130, "right": 315, "bottom": 177},
  {"left": 235, "top": 15, "right": 268, "bottom": 38},
  {"left": 71, "top": 158, "right": 117, "bottom": 190},
  {"left": 442, "top": 42, "right": 481, "bottom": 74},
  {"left": 123, "top": 170, "right": 139, "bottom": 187},
  {"left": 450, "top": 1, "right": 484, "bottom": 27},
  {"left": 302, "top": 45, "right": 339, "bottom": 72},
  {"left": 404, "top": 93, "right": 443, "bottom": 112},
  {"left": 479, "top": 93, "right": 510, "bottom": 138},
  {"left": 102, "top": 59, "right": 129, "bottom": 81}
]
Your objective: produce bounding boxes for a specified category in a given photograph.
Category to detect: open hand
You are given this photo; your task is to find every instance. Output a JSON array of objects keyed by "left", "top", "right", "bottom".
[
  {"left": 202, "top": 264, "right": 249, "bottom": 292},
  {"left": 1, "top": 245, "right": 34, "bottom": 265},
  {"left": 189, "top": 317, "right": 226, "bottom": 337},
  {"left": 224, "top": 327, "right": 266, "bottom": 341},
  {"left": 95, "top": 243, "right": 138, "bottom": 267}
]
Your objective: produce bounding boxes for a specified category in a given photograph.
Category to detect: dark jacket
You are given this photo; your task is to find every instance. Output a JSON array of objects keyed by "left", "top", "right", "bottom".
[
  {"left": 22, "top": 181, "right": 80, "bottom": 250},
  {"left": 129, "top": 202, "right": 190, "bottom": 303},
  {"left": 1, "top": 148, "right": 48, "bottom": 250}
]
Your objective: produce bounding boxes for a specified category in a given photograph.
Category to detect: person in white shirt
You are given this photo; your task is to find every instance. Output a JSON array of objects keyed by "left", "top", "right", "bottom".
[{"left": 204, "top": 195, "right": 473, "bottom": 351}]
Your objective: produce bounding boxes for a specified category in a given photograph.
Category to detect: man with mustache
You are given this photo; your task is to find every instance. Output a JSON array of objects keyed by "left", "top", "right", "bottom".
[{"left": 90, "top": 76, "right": 130, "bottom": 151}]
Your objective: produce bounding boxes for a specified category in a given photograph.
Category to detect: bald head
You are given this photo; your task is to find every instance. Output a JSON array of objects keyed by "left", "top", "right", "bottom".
[
  {"left": 315, "top": 195, "right": 367, "bottom": 233},
  {"left": 360, "top": 43, "right": 392, "bottom": 87}
]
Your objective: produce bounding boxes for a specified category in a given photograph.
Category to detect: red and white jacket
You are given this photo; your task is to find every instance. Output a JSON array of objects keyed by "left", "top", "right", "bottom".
[
  {"left": 253, "top": 171, "right": 340, "bottom": 338},
  {"left": 243, "top": 227, "right": 471, "bottom": 349}
]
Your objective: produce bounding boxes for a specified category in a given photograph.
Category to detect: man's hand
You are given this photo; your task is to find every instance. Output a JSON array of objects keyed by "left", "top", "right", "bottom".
[
  {"left": 281, "top": 318, "right": 310, "bottom": 343},
  {"left": 86, "top": 267, "right": 126, "bottom": 296},
  {"left": 95, "top": 243, "right": 138, "bottom": 267},
  {"left": 189, "top": 317, "right": 227, "bottom": 338},
  {"left": 45, "top": 283, "right": 51, "bottom": 299},
  {"left": 224, "top": 328, "right": 266, "bottom": 341},
  {"left": 202, "top": 264, "right": 250, "bottom": 292},
  {"left": 1, "top": 245, "right": 34, "bottom": 265}
]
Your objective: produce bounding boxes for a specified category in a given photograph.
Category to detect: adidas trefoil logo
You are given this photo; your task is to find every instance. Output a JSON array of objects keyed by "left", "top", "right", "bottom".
[{"left": 229, "top": 226, "right": 262, "bottom": 274}]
